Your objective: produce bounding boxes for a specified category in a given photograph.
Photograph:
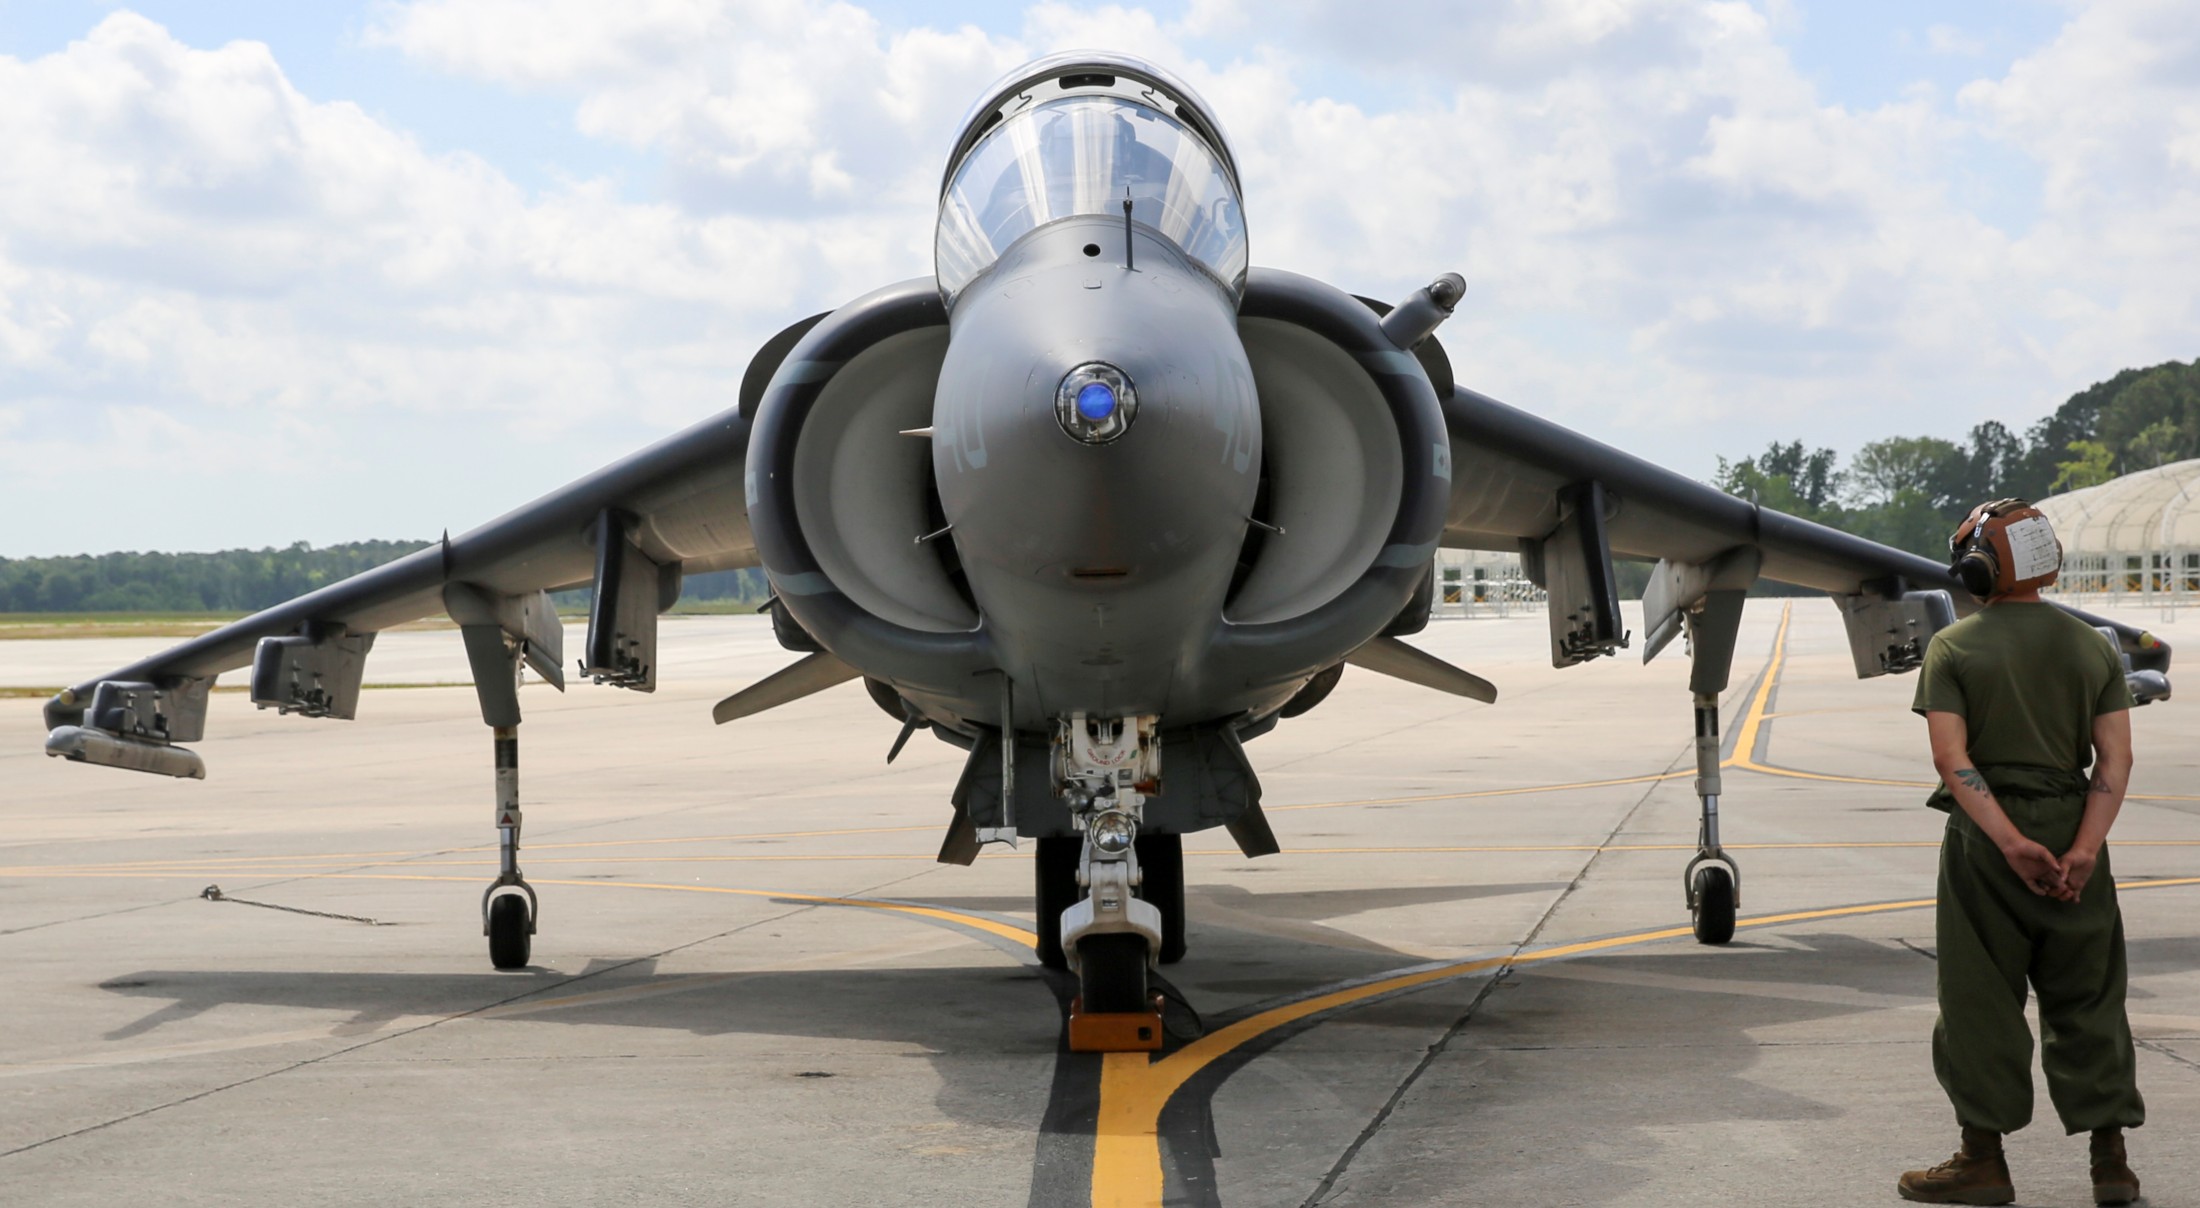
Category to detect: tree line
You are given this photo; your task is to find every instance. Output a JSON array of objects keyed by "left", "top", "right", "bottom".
[
  {"left": 0, "top": 540, "right": 770, "bottom": 614},
  {"left": 5, "top": 358, "right": 2191, "bottom": 613},
  {"left": 1715, "top": 357, "right": 2199, "bottom": 560}
]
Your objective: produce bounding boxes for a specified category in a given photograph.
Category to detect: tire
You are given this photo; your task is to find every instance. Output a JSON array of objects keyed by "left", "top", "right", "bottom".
[
  {"left": 1691, "top": 865, "right": 1737, "bottom": 946},
  {"left": 487, "top": 892, "right": 533, "bottom": 969},
  {"left": 1077, "top": 932, "right": 1150, "bottom": 1013},
  {"left": 1034, "top": 836, "right": 1082, "bottom": 970},
  {"left": 1135, "top": 833, "right": 1187, "bottom": 964}
]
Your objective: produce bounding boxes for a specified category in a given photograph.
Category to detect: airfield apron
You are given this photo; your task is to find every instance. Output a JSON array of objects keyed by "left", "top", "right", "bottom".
[{"left": 1928, "top": 765, "right": 2146, "bottom": 1135}]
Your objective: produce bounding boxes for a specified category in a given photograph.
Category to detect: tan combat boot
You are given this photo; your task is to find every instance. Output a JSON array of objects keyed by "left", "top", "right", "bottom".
[
  {"left": 1897, "top": 1127, "right": 2015, "bottom": 1205},
  {"left": 2090, "top": 1128, "right": 2139, "bottom": 1206}
]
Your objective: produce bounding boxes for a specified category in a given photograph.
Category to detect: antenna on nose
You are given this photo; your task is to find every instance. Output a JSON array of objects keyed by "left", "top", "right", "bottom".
[{"left": 1121, "top": 188, "right": 1135, "bottom": 272}]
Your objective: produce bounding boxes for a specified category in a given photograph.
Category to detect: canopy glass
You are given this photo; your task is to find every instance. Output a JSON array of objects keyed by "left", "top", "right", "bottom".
[{"left": 936, "top": 95, "right": 1247, "bottom": 301}]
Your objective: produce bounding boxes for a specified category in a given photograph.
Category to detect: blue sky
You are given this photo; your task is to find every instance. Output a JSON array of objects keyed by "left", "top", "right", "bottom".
[{"left": 1, "top": 1, "right": 2194, "bottom": 556}]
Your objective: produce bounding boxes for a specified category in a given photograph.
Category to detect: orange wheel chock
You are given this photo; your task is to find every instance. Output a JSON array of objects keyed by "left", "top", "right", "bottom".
[{"left": 1066, "top": 994, "right": 1166, "bottom": 1053}]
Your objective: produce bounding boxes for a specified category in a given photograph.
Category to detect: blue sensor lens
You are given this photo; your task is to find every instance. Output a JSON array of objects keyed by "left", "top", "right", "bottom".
[{"left": 1075, "top": 382, "right": 1117, "bottom": 422}]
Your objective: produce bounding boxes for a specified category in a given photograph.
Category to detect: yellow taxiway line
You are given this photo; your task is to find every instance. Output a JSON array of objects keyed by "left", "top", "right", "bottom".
[{"left": 1086, "top": 874, "right": 2200, "bottom": 1207}]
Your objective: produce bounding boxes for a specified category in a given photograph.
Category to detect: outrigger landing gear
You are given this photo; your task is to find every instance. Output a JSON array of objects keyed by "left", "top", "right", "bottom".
[
  {"left": 1643, "top": 562, "right": 1753, "bottom": 946},
  {"left": 1056, "top": 714, "right": 1168, "bottom": 1052},
  {"left": 446, "top": 582, "right": 558, "bottom": 971},
  {"left": 482, "top": 724, "right": 537, "bottom": 968},
  {"left": 1682, "top": 691, "right": 1739, "bottom": 945}
]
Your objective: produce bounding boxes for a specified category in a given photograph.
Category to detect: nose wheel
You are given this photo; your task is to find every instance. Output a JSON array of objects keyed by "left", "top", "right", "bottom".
[
  {"left": 1135, "top": 833, "right": 1186, "bottom": 964},
  {"left": 1035, "top": 836, "right": 1081, "bottom": 970},
  {"left": 1076, "top": 933, "right": 1151, "bottom": 1012}
]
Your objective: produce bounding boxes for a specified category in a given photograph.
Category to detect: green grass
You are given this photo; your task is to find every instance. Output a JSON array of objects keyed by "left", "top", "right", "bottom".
[
  {"left": 666, "top": 599, "right": 769, "bottom": 615},
  {"left": 0, "top": 611, "right": 249, "bottom": 625},
  {"left": 0, "top": 600, "right": 767, "bottom": 641},
  {"left": 0, "top": 613, "right": 247, "bottom": 640}
]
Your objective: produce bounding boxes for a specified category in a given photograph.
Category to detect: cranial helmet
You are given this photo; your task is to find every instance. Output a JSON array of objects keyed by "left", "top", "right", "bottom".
[{"left": 1948, "top": 498, "right": 2062, "bottom": 599}]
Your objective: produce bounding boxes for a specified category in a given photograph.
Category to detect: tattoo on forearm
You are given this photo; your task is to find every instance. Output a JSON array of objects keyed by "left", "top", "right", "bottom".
[
  {"left": 1955, "top": 767, "right": 1990, "bottom": 796},
  {"left": 2090, "top": 775, "right": 2115, "bottom": 795}
]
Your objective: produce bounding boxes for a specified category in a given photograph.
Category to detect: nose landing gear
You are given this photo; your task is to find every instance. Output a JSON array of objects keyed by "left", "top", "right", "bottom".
[{"left": 1052, "top": 714, "right": 1170, "bottom": 1051}]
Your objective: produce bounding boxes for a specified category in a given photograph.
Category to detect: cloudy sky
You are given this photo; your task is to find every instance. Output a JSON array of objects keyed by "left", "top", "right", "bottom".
[{"left": 1, "top": 0, "right": 2194, "bottom": 557}]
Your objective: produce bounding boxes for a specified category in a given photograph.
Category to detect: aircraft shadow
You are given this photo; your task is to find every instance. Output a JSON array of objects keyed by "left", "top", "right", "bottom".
[{"left": 88, "top": 912, "right": 2194, "bottom": 1206}]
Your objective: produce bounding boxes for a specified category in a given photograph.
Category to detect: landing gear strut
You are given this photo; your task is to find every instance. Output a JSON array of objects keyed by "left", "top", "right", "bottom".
[
  {"left": 1683, "top": 691, "right": 1739, "bottom": 945},
  {"left": 481, "top": 724, "right": 537, "bottom": 968}
]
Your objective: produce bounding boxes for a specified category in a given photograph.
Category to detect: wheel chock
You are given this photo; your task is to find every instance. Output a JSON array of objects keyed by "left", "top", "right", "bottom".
[{"left": 1067, "top": 994, "right": 1166, "bottom": 1053}]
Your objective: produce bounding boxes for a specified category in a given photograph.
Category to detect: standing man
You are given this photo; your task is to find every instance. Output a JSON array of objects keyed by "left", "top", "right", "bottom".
[{"left": 1897, "top": 500, "right": 2144, "bottom": 1206}]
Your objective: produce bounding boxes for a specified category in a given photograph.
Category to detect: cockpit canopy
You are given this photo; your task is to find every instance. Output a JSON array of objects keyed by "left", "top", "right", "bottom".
[{"left": 935, "top": 53, "right": 1248, "bottom": 304}]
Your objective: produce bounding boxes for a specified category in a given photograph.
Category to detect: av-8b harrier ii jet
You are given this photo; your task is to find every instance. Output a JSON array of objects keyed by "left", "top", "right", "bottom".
[{"left": 43, "top": 52, "right": 2172, "bottom": 1045}]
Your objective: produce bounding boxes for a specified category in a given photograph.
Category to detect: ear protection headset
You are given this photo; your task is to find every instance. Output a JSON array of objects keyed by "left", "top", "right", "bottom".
[{"left": 1948, "top": 499, "right": 2063, "bottom": 599}]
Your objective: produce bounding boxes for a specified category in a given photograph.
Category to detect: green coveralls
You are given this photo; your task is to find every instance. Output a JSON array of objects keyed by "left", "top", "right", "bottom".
[{"left": 1912, "top": 602, "right": 2145, "bottom": 1136}]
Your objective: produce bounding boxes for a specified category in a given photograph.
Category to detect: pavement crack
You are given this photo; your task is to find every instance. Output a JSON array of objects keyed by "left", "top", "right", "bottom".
[
  {"left": 1299, "top": 736, "right": 1695, "bottom": 1206},
  {"left": 1297, "top": 966, "right": 1511, "bottom": 1208},
  {"left": 1897, "top": 938, "right": 1938, "bottom": 962},
  {"left": 0, "top": 894, "right": 202, "bottom": 938},
  {"left": 2137, "top": 1037, "right": 2200, "bottom": 1075}
]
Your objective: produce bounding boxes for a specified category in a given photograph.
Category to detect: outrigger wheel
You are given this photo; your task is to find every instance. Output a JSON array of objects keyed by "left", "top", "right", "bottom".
[
  {"left": 1689, "top": 863, "right": 1737, "bottom": 945},
  {"left": 486, "top": 891, "right": 533, "bottom": 969}
]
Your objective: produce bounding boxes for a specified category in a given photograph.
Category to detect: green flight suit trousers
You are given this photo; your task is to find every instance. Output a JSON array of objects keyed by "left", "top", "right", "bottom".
[{"left": 1933, "top": 779, "right": 2146, "bottom": 1135}]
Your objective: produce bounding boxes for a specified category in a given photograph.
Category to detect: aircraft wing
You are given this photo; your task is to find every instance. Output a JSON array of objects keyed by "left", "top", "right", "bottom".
[
  {"left": 41, "top": 401, "right": 759, "bottom": 769},
  {"left": 1437, "top": 383, "right": 2172, "bottom": 684}
]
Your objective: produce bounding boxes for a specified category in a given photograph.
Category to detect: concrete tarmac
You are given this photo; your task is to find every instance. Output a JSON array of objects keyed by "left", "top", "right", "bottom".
[{"left": 3, "top": 602, "right": 2195, "bottom": 1206}]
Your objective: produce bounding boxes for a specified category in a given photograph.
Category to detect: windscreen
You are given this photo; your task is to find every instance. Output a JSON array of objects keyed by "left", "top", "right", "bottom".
[{"left": 936, "top": 96, "right": 1247, "bottom": 301}]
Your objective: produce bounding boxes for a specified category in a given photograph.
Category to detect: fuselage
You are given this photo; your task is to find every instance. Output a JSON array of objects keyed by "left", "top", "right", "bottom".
[
  {"left": 747, "top": 52, "right": 1441, "bottom": 748},
  {"left": 933, "top": 217, "right": 1259, "bottom": 722}
]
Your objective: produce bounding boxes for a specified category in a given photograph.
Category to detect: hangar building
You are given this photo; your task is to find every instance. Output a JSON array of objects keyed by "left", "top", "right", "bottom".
[{"left": 2036, "top": 457, "right": 2200, "bottom": 606}]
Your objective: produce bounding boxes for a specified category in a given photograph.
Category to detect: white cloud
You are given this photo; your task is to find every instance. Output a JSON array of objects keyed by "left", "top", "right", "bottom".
[
  {"left": 364, "top": 0, "right": 1023, "bottom": 218},
  {"left": 4, "top": 2, "right": 2198, "bottom": 556},
  {"left": 0, "top": 11, "right": 1001, "bottom": 552},
  {"left": 1926, "top": 24, "right": 1987, "bottom": 58}
]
